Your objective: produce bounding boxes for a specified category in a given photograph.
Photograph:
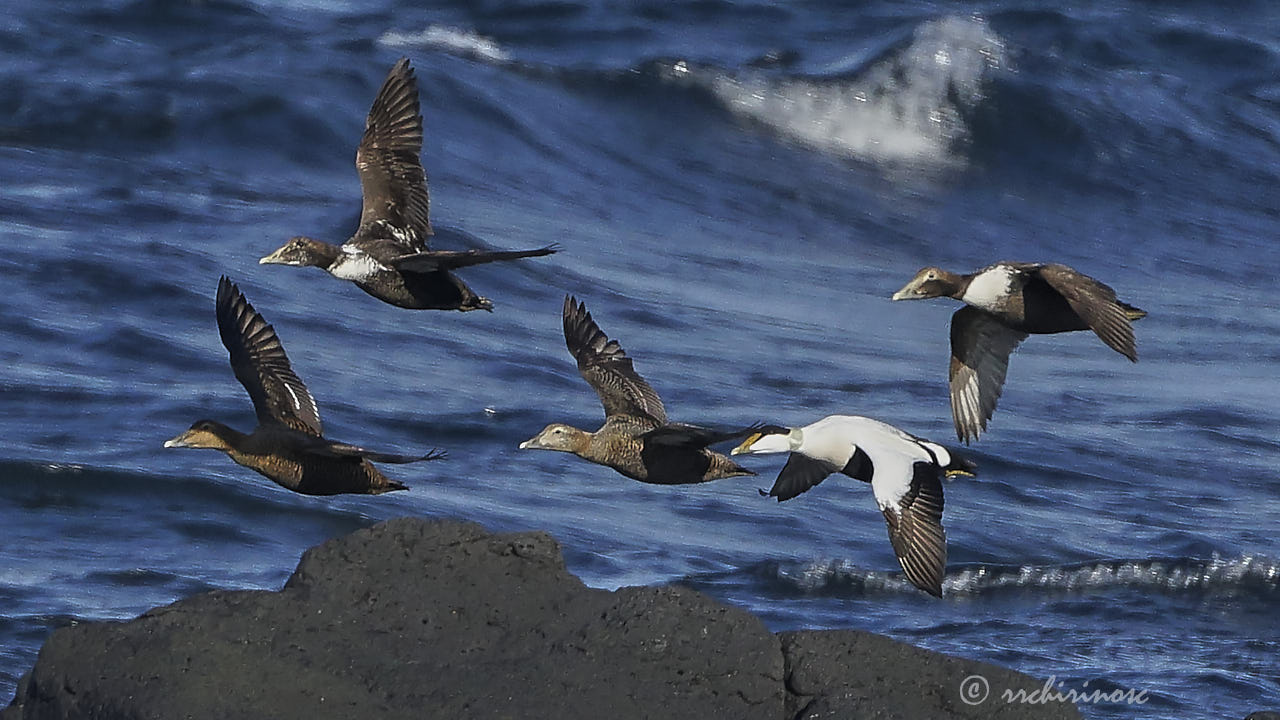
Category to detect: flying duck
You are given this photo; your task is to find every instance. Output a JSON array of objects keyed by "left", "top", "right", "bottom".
[
  {"left": 519, "top": 296, "right": 756, "bottom": 484},
  {"left": 732, "top": 415, "right": 976, "bottom": 597},
  {"left": 259, "top": 58, "right": 556, "bottom": 311},
  {"left": 892, "top": 262, "right": 1146, "bottom": 443},
  {"left": 164, "top": 277, "right": 443, "bottom": 495}
]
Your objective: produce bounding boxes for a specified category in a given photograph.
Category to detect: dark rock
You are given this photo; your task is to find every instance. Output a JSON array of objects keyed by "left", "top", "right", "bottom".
[
  {"left": 4, "top": 518, "right": 1080, "bottom": 720},
  {"left": 781, "top": 630, "right": 1078, "bottom": 719}
]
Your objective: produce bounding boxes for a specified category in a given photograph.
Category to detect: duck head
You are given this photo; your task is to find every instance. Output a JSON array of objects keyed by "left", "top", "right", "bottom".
[
  {"left": 164, "top": 420, "right": 240, "bottom": 452},
  {"left": 519, "top": 423, "right": 590, "bottom": 453},
  {"left": 891, "top": 266, "right": 961, "bottom": 301},
  {"left": 260, "top": 237, "right": 341, "bottom": 268},
  {"left": 731, "top": 425, "right": 801, "bottom": 455}
]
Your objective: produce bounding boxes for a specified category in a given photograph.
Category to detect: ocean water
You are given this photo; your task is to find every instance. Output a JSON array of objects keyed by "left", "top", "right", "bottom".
[{"left": 2, "top": 1, "right": 1278, "bottom": 718}]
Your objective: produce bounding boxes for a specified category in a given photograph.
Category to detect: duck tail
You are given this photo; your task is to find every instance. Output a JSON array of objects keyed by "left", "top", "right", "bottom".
[
  {"left": 372, "top": 479, "right": 410, "bottom": 494},
  {"left": 1120, "top": 302, "right": 1147, "bottom": 321}
]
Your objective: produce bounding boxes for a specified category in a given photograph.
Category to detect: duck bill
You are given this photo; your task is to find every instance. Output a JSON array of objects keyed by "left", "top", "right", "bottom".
[
  {"left": 890, "top": 278, "right": 923, "bottom": 301},
  {"left": 944, "top": 468, "right": 976, "bottom": 479},
  {"left": 517, "top": 437, "right": 539, "bottom": 450},
  {"left": 730, "top": 432, "right": 764, "bottom": 456},
  {"left": 258, "top": 246, "right": 291, "bottom": 265},
  {"left": 164, "top": 430, "right": 196, "bottom": 448}
]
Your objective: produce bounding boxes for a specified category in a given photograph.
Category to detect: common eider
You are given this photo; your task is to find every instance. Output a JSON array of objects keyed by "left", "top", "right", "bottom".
[
  {"left": 259, "top": 58, "right": 556, "bottom": 311},
  {"left": 892, "top": 262, "right": 1146, "bottom": 443},
  {"left": 164, "top": 277, "right": 443, "bottom": 495},
  {"left": 731, "top": 415, "right": 976, "bottom": 597},
  {"left": 519, "top": 296, "right": 756, "bottom": 484}
]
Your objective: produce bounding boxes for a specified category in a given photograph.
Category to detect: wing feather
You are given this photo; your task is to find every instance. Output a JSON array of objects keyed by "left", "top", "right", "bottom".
[
  {"left": 391, "top": 245, "right": 558, "bottom": 273},
  {"left": 1036, "top": 264, "right": 1141, "bottom": 361},
  {"left": 763, "top": 452, "right": 835, "bottom": 501},
  {"left": 215, "top": 277, "right": 322, "bottom": 436},
  {"left": 562, "top": 296, "right": 667, "bottom": 424},
  {"left": 356, "top": 58, "right": 432, "bottom": 249},
  {"left": 881, "top": 462, "right": 947, "bottom": 597},
  {"left": 949, "top": 306, "right": 1027, "bottom": 443}
]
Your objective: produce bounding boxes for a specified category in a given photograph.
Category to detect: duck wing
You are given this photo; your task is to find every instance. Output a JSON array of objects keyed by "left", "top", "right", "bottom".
[
  {"left": 761, "top": 452, "right": 835, "bottom": 501},
  {"left": 1035, "top": 264, "right": 1140, "bottom": 361},
  {"left": 215, "top": 277, "right": 323, "bottom": 437},
  {"left": 311, "top": 441, "right": 446, "bottom": 464},
  {"left": 391, "top": 245, "right": 558, "bottom": 273},
  {"left": 949, "top": 306, "right": 1028, "bottom": 443},
  {"left": 879, "top": 461, "right": 947, "bottom": 598},
  {"left": 562, "top": 296, "right": 667, "bottom": 424},
  {"left": 355, "top": 58, "right": 432, "bottom": 251},
  {"left": 641, "top": 422, "right": 762, "bottom": 448}
]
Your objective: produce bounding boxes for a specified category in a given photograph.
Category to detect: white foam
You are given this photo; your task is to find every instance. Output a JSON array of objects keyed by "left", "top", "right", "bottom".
[
  {"left": 378, "top": 25, "right": 510, "bottom": 63},
  {"left": 705, "top": 15, "right": 1004, "bottom": 165}
]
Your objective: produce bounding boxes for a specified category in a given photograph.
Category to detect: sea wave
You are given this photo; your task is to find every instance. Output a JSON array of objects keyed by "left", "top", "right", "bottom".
[
  {"left": 378, "top": 25, "right": 511, "bottom": 62},
  {"left": 699, "top": 554, "right": 1280, "bottom": 598},
  {"left": 691, "top": 15, "right": 1003, "bottom": 165}
]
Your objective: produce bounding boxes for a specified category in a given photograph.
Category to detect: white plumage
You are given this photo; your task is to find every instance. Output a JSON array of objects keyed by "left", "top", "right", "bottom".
[
  {"left": 328, "top": 246, "right": 390, "bottom": 281},
  {"left": 959, "top": 263, "right": 1018, "bottom": 311}
]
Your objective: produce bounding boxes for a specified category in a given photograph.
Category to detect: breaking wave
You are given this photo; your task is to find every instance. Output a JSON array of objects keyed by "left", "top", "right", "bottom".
[
  {"left": 673, "top": 15, "right": 1004, "bottom": 165},
  {"left": 706, "top": 554, "right": 1280, "bottom": 598},
  {"left": 378, "top": 25, "right": 511, "bottom": 62}
]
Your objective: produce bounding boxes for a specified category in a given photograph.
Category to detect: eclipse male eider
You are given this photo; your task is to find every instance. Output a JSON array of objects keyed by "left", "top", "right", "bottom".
[
  {"left": 732, "top": 415, "right": 975, "bottom": 597},
  {"left": 519, "top": 296, "right": 757, "bottom": 484},
  {"left": 259, "top": 58, "right": 556, "bottom": 311},
  {"left": 164, "top": 277, "right": 444, "bottom": 495},
  {"left": 892, "top": 262, "right": 1146, "bottom": 443}
]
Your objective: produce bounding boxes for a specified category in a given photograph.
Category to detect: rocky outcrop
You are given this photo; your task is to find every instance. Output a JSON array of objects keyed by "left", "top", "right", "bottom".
[{"left": 4, "top": 518, "right": 1079, "bottom": 720}]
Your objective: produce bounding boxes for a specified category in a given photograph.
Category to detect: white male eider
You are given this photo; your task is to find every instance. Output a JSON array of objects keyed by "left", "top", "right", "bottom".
[
  {"left": 892, "top": 262, "right": 1146, "bottom": 443},
  {"left": 519, "top": 296, "right": 758, "bottom": 484},
  {"left": 732, "top": 415, "right": 975, "bottom": 598},
  {"left": 259, "top": 58, "right": 556, "bottom": 311}
]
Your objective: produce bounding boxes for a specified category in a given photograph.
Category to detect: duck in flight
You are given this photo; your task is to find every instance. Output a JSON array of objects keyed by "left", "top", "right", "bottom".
[
  {"left": 259, "top": 58, "right": 556, "bottom": 311},
  {"left": 732, "top": 415, "right": 975, "bottom": 597},
  {"left": 519, "top": 296, "right": 757, "bottom": 484},
  {"left": 164, "top": 277, "right": 443, "bottom": 495},
  {"left": 892, "top": 262, "right": 1146, "bottom": 443}
]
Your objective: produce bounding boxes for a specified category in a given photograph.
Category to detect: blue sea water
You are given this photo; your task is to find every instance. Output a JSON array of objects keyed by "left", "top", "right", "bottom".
[{"left": 2, "top": 1, "right": 1278, "bottom": 717}]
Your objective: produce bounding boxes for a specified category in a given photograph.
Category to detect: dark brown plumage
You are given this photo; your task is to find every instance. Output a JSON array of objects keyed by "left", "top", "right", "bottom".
[
  {"left": 519, "top": 296, "right": 755, "bottom": 484},
  {"left": 893, "top": 261, "right": 1146, "bottom": 443},
  {"left": 164, "top": 277, "right": 442, "bottom": 495},
  {"left": 260, "top": 58, "right": 556, "bottom": 311}
]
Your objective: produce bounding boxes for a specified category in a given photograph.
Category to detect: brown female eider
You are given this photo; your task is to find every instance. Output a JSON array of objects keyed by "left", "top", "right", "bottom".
[
  {"left": 892, "top": 262, "right": 1146, "bottom": 443},
  {"left": 259, "top": 58, "right": 556, "bottom": 311},
  {"left": 164, "top": 277, "right": 443, "bottom": 495},
  {"left": 732, "top": 415, "right": 976, "bottom": 597},
  {"left": 519, "top": 296, "right": 756, "bottom": 484}
]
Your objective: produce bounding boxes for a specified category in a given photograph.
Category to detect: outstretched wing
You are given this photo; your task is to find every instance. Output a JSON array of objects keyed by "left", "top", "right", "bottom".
[
  {"left": 762, "top": 452, "right": 835, "bottom": 502},
  {"left": 215, "top": 277, "right": 322, "bottom": 436},
  {"left": 1035, "top": 264, "right": 1140, "bottom": 361},
  {"left": 641, "top": 422, "right": 762, "bottom": 448},
  {"left": 312, "top": 441, "right": 446, "bottom": 464},
  {"left": 949, "top": 306, "right": 1027, "bottom": 443},
  {"left": 391, "top": 245, "right": 558, "bottom": 273},
  {"left": 562, "top": 296, "right": 667, "bottom": 424},
  {"left": 356, "top": 58, "right": 432, "bottom": 249},
  {"left": 880, "top": 462, "right": 947, "bottom": 597}
]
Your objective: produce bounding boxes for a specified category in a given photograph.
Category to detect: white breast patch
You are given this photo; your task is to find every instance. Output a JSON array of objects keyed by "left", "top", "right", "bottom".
[
  {"left": 329, "top": 248, "right": 389, "bottom": 281},
  {"left": 960, "top": 265, "right": 1016, "bottom": 311}
]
